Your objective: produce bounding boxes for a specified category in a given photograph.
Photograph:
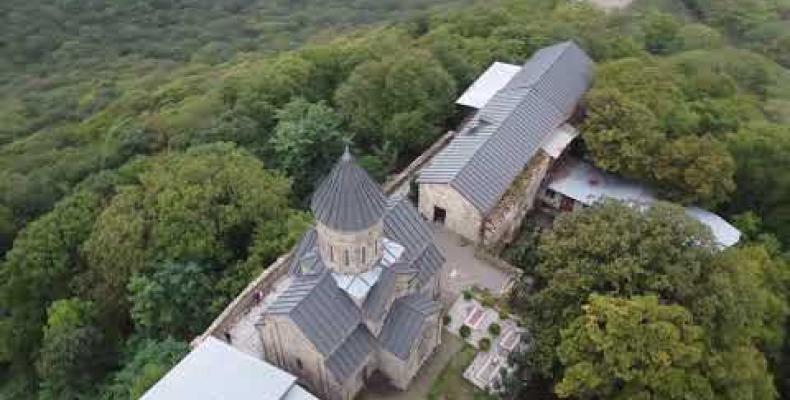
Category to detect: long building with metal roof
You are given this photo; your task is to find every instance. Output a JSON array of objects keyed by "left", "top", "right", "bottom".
[{"left": 418, "top": 41, "right": 594, "bottom": 245}]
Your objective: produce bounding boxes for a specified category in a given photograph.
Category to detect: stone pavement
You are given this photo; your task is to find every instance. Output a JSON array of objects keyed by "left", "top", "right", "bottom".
[
  {"left": 434, "top": 227, "right": 513, "bottom": 304},
  {"left": 225, "top": 274, "right": 293, "bottom": 358}
]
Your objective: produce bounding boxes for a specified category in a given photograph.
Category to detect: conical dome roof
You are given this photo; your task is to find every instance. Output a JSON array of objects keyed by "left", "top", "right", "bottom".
[{"left": 310, "top": 148, "right": 387, "bottom": 232}]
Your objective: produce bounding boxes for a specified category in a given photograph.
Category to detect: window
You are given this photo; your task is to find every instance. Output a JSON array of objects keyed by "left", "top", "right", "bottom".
[
  {"left": 344, "top": 250, "right": 350, "bottom": 266},
  {"left": 296, "top": 358, "right": 303, "bottom": 370},
  {"left": 361, "top": 246, "right": 366, "bottom": 262},
  {"left": 330, "top": 246, "right": 334, "bottom": 262}
]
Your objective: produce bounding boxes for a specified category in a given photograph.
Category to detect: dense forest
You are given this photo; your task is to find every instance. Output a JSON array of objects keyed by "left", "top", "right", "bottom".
[{"left": 1, "top": 0, "right": 789, "bottom": 399}]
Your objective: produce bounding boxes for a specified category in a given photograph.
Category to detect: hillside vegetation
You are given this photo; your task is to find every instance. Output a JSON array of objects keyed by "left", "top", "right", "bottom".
[{"left": 1, "top": 0, "right": 789, "bottom": 399}]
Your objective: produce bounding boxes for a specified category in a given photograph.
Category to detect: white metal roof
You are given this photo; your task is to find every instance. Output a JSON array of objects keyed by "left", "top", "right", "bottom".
[
  {"left": 548, "top": 159, "right": 741, "bottom": 247},
  {"left": 141, "top": 337, "right": 318, "bottom": 400},
  {"left": 540, "top": 124, "right": 579, "bottom": 159},
  {"left": 455, "top": 62, "right": 521, "bottom": 108}
]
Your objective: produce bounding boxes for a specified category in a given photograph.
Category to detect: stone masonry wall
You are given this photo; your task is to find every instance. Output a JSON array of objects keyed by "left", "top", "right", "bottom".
[
  {"left": 482, "top": 151, "right": 551, "bottom": 249},
  {"left": 418, "top": 183, "right": 483, "bottom": 243}
]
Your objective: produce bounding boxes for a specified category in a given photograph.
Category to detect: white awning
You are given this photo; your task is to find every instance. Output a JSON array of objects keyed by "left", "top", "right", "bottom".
[
  {"left": 541, "top": 124, "right": 579, "bottom": 158},
  {"left": 455, "top": 62, "right": 521, "bottom": 109}
]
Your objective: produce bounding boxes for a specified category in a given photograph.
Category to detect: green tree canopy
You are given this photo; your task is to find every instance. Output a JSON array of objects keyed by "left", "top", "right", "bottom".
[
  {"left": 36, "top": 299, "right": 114, "bottom": 400},
  {"left": 103, "top": 338, "right": 189, "bottom": 399},
  {"left": 556, "top": 295, "right": 712, "bottom": 399},
  {"left": 728, "top": 122, "right": 790, "bottom": 246},
  {"left": 270, "top": 98, "right": 346, "bottom": 199},
  {"left": 519, "top": 201, "right": 785, "bottom": 399},
  {"left": 335, "top": 49, "right": 456, "bottom": 155},
  {"left": 81, "top": 143, "right": 295, "bottom": 323},
  {"left": 128, "top": 261, "right": 216, "bottom": 339}
]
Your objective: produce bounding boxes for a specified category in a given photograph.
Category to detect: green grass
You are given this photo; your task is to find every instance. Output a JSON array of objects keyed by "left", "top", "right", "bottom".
[{"left": 427, "top": 343, "right": 494, "bottom": 400}]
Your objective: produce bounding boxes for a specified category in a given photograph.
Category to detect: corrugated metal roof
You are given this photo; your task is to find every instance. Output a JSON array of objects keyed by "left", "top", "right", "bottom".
[
  {"left": 378, "top": 293, "right": 441, "bottom": 360},
  {"left": 418, "top": 41, "right": 593, "bottom": 213},
  {"left": 142, "top": 337, "right": 316, "bottom": 400},
  {"left": 325, "top": 324, "right": 376, "bottom": 382},
  {"left": 547, "top": 158, "right": 741, "bottom": 247},
  {"left": 265, "top": 271, "right": 362, "bottom": 357},
  {"left": 311, "top": 148, "right": 387, "bottom": 232}
]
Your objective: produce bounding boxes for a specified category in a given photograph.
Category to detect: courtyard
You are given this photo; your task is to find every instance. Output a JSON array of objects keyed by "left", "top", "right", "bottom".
[{"left": 434, "top": 226, "right": 514, "bottom": 305}]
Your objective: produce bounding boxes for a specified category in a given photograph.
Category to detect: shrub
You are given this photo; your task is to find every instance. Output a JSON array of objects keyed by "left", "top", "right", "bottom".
[
  {"left": 481, "top": 296, "right": 495, "bottom": 308},
  {"left": 459, "top": 324, "right": 471, "bottom": 339},
  {"left": 479, "top": 337, "right": 491, "bottom": 351},
  {"left": 463, "top": 290, "right": 473, "bottom": 301},
  {"left": 499, "top": 310, "right": 510, "bottom": 320},
  {"left": 488, "top": 323, "right": 501, "bottom": 337},
  {"left": 442, "top": 314, "right": 451, "bottom": 326}
]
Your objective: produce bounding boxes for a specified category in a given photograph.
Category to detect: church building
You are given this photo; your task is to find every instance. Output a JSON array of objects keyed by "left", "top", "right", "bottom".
[{"left": 256, "top": 149, "right": 445, "bottom": 400}]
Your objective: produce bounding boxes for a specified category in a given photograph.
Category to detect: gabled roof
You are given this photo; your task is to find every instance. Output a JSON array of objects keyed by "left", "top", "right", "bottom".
[
  {"left": 418, "top": 41, "right": 593, "bottom": 213},
  {"left": 141, "top": 337, "right": 317, "bottom": 400},
  {"left": 311, "top": 148, "right": 387, "bottom": 232},
  {"left": 264, "top": 271, "right": 362, "bottom": 357},
  {"left": 378, "top": 293, "right": 441, "bottom": 360},
  {"left": 325, "top": 324, "right": 376, "bottom": 382}
]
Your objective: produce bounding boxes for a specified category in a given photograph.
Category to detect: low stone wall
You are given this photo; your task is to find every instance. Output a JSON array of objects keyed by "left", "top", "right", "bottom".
[{"left": 191, "top": 252, "right": 292, "bottom": 347}]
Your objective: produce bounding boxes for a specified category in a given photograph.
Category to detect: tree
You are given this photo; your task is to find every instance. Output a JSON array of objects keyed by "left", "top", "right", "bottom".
[
  {"left": 728, "top": 122, "right": 790, "bottom": 246},
  {"left": 0, "top": 204, "right": 14, "bottom": 255},
  {"left": 582, "top": 88, "right": 663, "bottom": 179},
  {"left": 0, "top": 190, "right": 106, "bottom": 379},
  {"left": 524, "top": 201, "right": 714, "bottom": 374},
  {"left": 103, "top": 338, "right": 189, "bottom": 399},
  {"left": 81, "top": 143, "right": 295, "bottom": 326},
  {"left": 128, "top": 261, "right": 216, "bottom": 339},
  {"left": 270, "top": 98, "right": 346, "bottom": 199},
  {"left": 36, "top": 299, "right": 114, "bottom": 400},
  {"left": 335, "top": 49, "right": 456, "bottom": 155},
  {"left": 642, "top": 12, "right": 683, "bottom": 55},
  {"left": 518, "top": 201, "right": 785, "bottom": 399},
  {"left": 556, "top": 295, "right": 712, "bottom": 399},
  {"left": 653, "top": 135, "right": 735, "bottom": 207}
]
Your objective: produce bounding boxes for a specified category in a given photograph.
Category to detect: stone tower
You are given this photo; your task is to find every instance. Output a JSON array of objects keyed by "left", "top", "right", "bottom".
[{"left": 310, "top": 147, "right": 387, "bottom": 275}]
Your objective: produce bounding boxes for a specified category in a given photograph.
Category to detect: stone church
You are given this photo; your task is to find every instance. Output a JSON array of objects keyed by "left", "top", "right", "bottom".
[{"left": 256, "top": 149, "right": 445, "bottom": 400}]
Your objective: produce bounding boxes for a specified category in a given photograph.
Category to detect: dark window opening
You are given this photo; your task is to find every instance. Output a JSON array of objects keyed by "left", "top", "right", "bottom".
[
  {"left": 433, "top": 206, "right": 447, "bottom": 225},
  {"left": 296, "top": 358, "right": 303, "bottom": 370}
]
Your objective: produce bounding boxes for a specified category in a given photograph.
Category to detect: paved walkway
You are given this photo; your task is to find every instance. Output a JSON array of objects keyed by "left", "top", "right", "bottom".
[
  {"left": 434, "top": 227, "right": 513, "bottom": 303},
  {"left": 226, "top": 275, "right": 293, "bottom": 358}
]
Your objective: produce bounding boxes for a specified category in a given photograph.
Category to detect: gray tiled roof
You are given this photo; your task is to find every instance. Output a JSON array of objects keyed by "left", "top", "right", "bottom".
[
  {"left": 325, "top": 325, "right": 376, "bottom": 382},
  {"left": 363, "top": 266, "right": 397, "bottom": 324},
  {"left": 310, "top": 148, "right": 387, "bottom": 232},
  {"left": 378, "top": 293, "right": 441, "bottom": 360},
  {"left": 383, "top": 197, "right": 445, "bottom": 286},
  {"left": 265, "top": 271, "right": 362, "bottom": 357},
  {"left": 418, "top": 41, "right": 593, "bottom": 213},
  {"left": 266, "top": 195, "right": 445, "bottom": 381}
]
